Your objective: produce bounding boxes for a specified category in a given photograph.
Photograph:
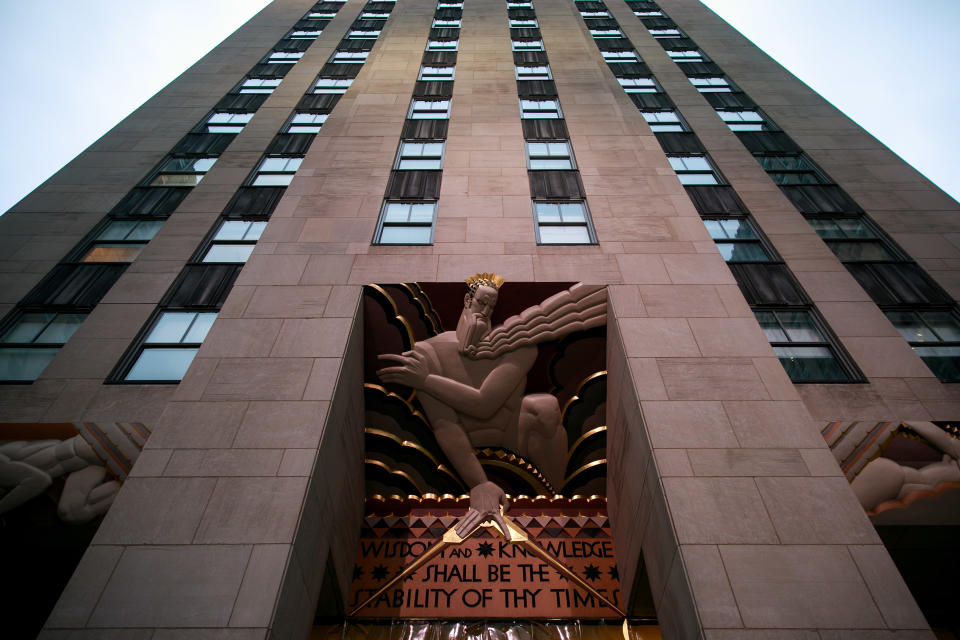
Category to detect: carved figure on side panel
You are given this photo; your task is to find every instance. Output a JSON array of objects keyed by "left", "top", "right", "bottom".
[{"left": 377, "top": 273, "right": 606, "bottom": 538}]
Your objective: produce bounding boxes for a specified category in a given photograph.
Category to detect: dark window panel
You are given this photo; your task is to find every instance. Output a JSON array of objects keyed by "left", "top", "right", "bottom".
[
  {"left": 684, "top": 186, "right": 748, "bottom": 214},
  {"left": 413, "top": 81, "right": 454, "bottom": 98},
  {"left": 737, "top": 132, "right": 800, "bottom": 154},
  {"left": 846, "top": 263, "right": 954, "bottom": 306},
  {"left": 340, "top": 39, "right": 377, "bottom": 53},
  {"left": 249, "top": 63, "right": 292, "bottom": 78},
  {"left": 430, "top": 28, "right": 460, "bottom": 39},
  {"left": 608, "top": 62, "right": 652, "bottom": 76},
  {"left": 676, "top": 62, "right": 723, "bottom": 75},
  {"left": 511, "top": 29, "right": 542, "bottom": 39},
  {"left": 216, "top": 93, "right": 268, "bottom": 110},
  {"left": 266, "top": 134, "right": 316, "bottom": 155},
  {"left": 172, "top": 133, "right": 236, "bottom": 156},
  {"left": 641, "top": 17, "right": 678, "bottom": 28},
  {"left": 162, "top": 264, "right": 243, "bottom": 308},
  {"left": 353, "top": 19, "right": 386, "bottom": 29},
  {"left": 701, "top": 92, "right": 756, "bottom": 109},
  {"left": 522, "top": 119, "right": 570, "bottom": 141},
  {"left": 779, "top": 185, "right": 860, "bottom": 213},
  {"left": 629, "top": 93, "right": 674, "bottom": 109},
  {"left": 435, "top": 8, "right": 463, "bottom": 18},
  {"left": 657, "top": 37, "right": 697, "bottom": 50},
  {"left": 529, "top": 171, "right": 585, "bottom": 200},
  {"left": 596, "top": 39, "right": 635, "bottom": 52},
  {"left": 514, "top": 51, "right": 548, "bottom": 65},
  {"left": 222, "top": 187, "right": 286, "bottom": 217},
  {"left": 111, "top": 187, "right": 188, "bottom": 217},
  {"left": 584, "top": 18, "right": 620, "bottom": 29},
  {"left": 401, "top": 119, "right": 449, "bottom": 140},
  {"left": 728, "top": 263, "right": 808, "bottom": 305},
  {"left": 422, "top": 51, "right": 458, "bottom": 65},
  {"left": 577, "top": 2, "right": 607, "bottom": 10},
  {"left": 517, "top": 80, "right": 558, "bottom": 98},
  {"left": 24, "top": 264, "right": 128, "bottom": 308},
  {"left": 293, "top": 19, "right": 327, "bottom": 30},
  {"left": 274, "top": 39, "right": 313, "bottom": 53},
  {"left": 508, "top": 8, "right": 536, "bottom": 18},
  {"left": 386, "top": 171, "right": 443, "bottom": 199},
  {"left": 320, "top": 63, "right": 363, "bottom": 78},
  {"left": 655, "top": 132, "right": 705, "bottom": 154},
  {"left": 298, "top": 94, "right": 342, "bottom": 110}
]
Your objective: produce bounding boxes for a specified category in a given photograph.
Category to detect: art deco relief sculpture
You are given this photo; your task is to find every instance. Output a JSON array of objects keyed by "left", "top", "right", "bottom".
[{"left": 377, "top": 274, "right": 606, "bottom": 539}]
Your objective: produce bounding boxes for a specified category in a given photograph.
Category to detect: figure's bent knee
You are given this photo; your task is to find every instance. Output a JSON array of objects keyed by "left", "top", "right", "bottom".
[{"left": 520, "top": 394, "right": 561, "bottom": 436}]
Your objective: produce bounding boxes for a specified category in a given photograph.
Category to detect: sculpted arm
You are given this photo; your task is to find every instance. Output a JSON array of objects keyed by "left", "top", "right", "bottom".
[{"left": 904, "top": 421, "right": 960, "bottom": 460}]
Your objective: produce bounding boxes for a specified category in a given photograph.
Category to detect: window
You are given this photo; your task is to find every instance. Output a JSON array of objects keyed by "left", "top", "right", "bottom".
[
  {"left": 426, "top": 40, "right": 459, "bottom": 51},
  {"left": 288, "top": 30, "right": 322, "bottom": 40},
  {"left": 640, "top": 110, "right": 684, "bottom": 132},
  {"left": 348, "top": 29, "right": 381, "bottom": 38},
  {"left": 507, "top": 1, "right": 532, "bottom": 7},
  {"left": 0, "top": 313, "right": 87, "bottom": 381},
  {"left": 702, "top": 218, "right": 772, "bottom": 262},
  {"left": 689, "top": 77, "right": 731, "bottom": 92},
  {"left": 755, "top": 310, "right": 852, "bottom": 382},
  {"left": 618, "top": 77, "right": 659, "bottom": 93},
  {"left": 239, "top": 78, "right": 282, "bottom": 94},
  {"left": 438, "top": 1, "right": 464, "bottom": 7},
  {"left": 634, "top": 10, "right": 663, "bottom": 16},
  {"left": 512, "top": 40, "right": 544, "bottom": 51},
  {"left": 717, "top": 110, "right": 767, "bottom": 131},
  {"left": 516, "top": 65, "right": 552, "bottom": 80},
  {"left": 509, "top": 19, "right": 539, "bottom": 27},
  {"left": 266, "top": 51, "right": 303, "bottom": 64},
  {"left": 409, "top": 99, "right": 451, "bottom": 119},
  {"left": 580, "top": 11, "right": 610, "bottom": 17},
  {"left": 314, "top": 77, "right": 353, "bottom": 94},
  {"left": 396, "top": 142, "right": 445, "bottom": 170},
  {"left": 667, "top": 49, "right": 704, "bottom": 62},
  {"left": 419, "top": 66, "right": 455, "bottom": 80},
  {"left": 330, "top": 51, "right": 369, "bottom": 63},
  {"left": 520, "top": 99, "right": 562, "bottom": 119},
  {"left": 251, "top": 156, "right": 303, "bottom": 186},
  {"left": 885, "top": 310, "right": 960, "bottom": 381},
  {"left": 526, "top": 141, "right": 575, "bottom": 170},
  {"left": 124, "top": 311, "right": 217, "bottom": 381},
  {"left": 375, "top": 202, "right": 436, "bottom": 244},
  {"left": 757, "top": 155, "right": 829, "bottom": 185},
  {"left": 308, "top": 11, "right": 337, "bottom": 18},
  {"left": 590, "top": 29, "right": 623, "bottom": 38},
  {"left": 534, "top": 202, "right": 594, "bottom": 244},
  {"left": 81, "top": 220, "right": 164, "bottom": 263},
  {"left": 360, "top": 12, "right": 391, "bottom": 19},
  {"left": 150, "top": 156, "right": 217, "bottom": 187},
  {"left": 649, "top": 28, "right": 681, "bottom": 38},
  {"left": 433, "top": 19, "right": 461, "bottom": 27},
  {"left": 602, "top": 50, "right": 639, "bottom": 62},
  {"left": 667, "top": 155, "right": 720, "bottom": 185},
  {"left": 808, "top": 218, "right": 899, "bottom": 261},
  {"left": 204, "top": 112, "right": 254, "bottom": 133},
  {"left": 286, "top": 112, "right": 329, "bottom": 133},
  {"left": 202, "top": 220, "right": 267, "bottom": 263}
]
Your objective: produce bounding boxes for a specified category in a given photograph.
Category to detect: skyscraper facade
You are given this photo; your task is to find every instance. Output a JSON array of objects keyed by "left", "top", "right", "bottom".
[{"left": 1, "top": 0, "right": 958, "bottom": 638}]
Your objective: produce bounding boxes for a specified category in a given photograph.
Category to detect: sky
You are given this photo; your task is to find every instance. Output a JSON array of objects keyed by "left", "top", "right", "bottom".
[{"left": 0, "top": 0, "right": 957, "bottom": 216}]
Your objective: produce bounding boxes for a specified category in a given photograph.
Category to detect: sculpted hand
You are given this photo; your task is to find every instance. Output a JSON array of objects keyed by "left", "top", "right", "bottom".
[
  {"left": 377, "top": 351, "right": 429, "bottom": 389},
  {"left": 455, "top": 481, "right": 511, "bottom": 541}
]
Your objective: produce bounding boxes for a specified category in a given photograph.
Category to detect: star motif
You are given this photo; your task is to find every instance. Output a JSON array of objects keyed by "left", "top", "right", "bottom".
[
  {"left": 583, "top": 564, "right": 601, "bottom": 582},
  {"left": 477, "top": 541, "right": 495, "bottom": 558},
  {"left": 372, "top": 564, "right": 389, "bottom": 581},
  {"left": 353, "top": 565, "right": 364, "bottom": 581},
  {"left": 608, "top": 565, "right": 619, "bottom": 580}
]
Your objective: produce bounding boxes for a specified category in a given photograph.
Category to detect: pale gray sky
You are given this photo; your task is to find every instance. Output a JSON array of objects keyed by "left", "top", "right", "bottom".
[{"left": 0, "top": 0, "right": 957, "bottom": 216}]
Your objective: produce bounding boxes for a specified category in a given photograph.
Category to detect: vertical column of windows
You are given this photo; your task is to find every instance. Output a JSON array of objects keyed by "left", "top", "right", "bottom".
[
  {"left": 514, "top": 2, "right": 596, "bottom": 244},
  {"left": 627, "top": 0, "right": 960, "bottom": 382},
  {"left": 0, "top": 1, "right": 347, "bottom": 382},
  {"left": 374, "top": 0, "right": 460, "bottom": 244}
]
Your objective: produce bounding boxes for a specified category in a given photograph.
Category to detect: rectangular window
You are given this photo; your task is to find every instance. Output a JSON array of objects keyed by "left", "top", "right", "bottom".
[
  {"left": 202, "top": 220, "right": 267, "bottom": 263},
  {"left": 755, "top": 310, "right": 852, "bottom": 382},
  {"left": 438, "top": 1, "right": 464, "bottom": 7},
  {"left": 251, "top": 156, "right": 303, "bottom": 186},
  {"left": 286, "top": 112, "right": 329, "bottom": 133},
  {"left": 808, "top": 218, "right": 899, "bottom": 261},
  {"left": 641, "top": 110, "right": 684, "bottom": 132},
  {"left": 396, "top": 141, "right": 445, "bottom": 170},
  {"left": 667, "top": 49, "right": 704, "bottom": 62},
  {"left": 703, "top": 218, "right": 772, "bottom": 262},
  {"left": 509, "top": 19, "right": 539, "bottom": 27},
  {"left": 520, "top": 99, "right": 562, "bottom": 119},
  {"left": 689, "top": 77, "right": 731, "bottom": 92},
  {"left": 649, "top": 28, "right": 681, "bottom": 38},
  {"left": 205, "top": 112, "right": 254, "bottom": 134},
  {"left": 308, "top": 11, "right": 337, "bottom": 19},
  {"left": 534, "top": 202, "right": 594, "bottom": 245},
  {"left": 602, "top": 50, "right": 639, "bottom": 62},
  {"left": 0, "top": 312, "right": 87, "bottom": 381},
  {"left": 409, "top": 99, "right": 451, "bottom": 119},
  {"left": 590, "top": 29, "right": 623, "bottom": 38},
  {"left": 512, "top": 40, "right": 544, "bottom": 51},
  {"left": 516, "top": 65, "right": 552, "bottom": 80},
  {"left": 376, "top": 202, "right": 436, "bottom": 245},
  {"left": 717, "top": 110, "right": 767, "bottom": 131},
  {"left": 314, "top": 77, "right": 353, "bottom": 94},
  {"left": 419, "top": 66, "right": 455, "bottom": 80},
  {"left": 433, "top": 19, "right": 461, "bottom": 27},
  {"left": 266, "top": 51, "right": 303, "bottom": 64},
  {"left": 287, "top": 30, "right": 322, "bottom": 40},
  {"left": 885, "top": 310, "right": 960, "bottom": 381},
  {"left": 667, "top": 155, "right": 720, "bottom": 185},
  {"left": 124, "top": 311, "right": 217, "bottom": 382},
  {"left": 150, "top": 156, "right": 217, "bottom": 187},
  {"left": 757, "top": 155, "right": 829, "bottom": 185},
  {"left": 507, "top": 1, "right": 532, "bottom": 7},
  {"left": 360, "top": 12, "right": 390, "bottom": 19},
  {"left": 580, "top": 11, "right": 610, "bottom": 17},
  {"left": 618, "top": 77, "right": 659, "bottom": 93},
  {"left": 81, "top": 220, "right": 164, "bottom": 263},
  {"left": 526, "top": 141, "right": 575, "bottom": 170},
  {"left": 634, "top": 10, "right": 663, "bottom": 17},
  {"left": 348, "top": 29, "right": 381, "bottom": 39},
  {"left": 330, "top": 51, "right": 369, "bottom": 63},
  {"left": 426, "top": 40, "right": 459, "bottom": 51},
  {"left": 239, "top": 78, "right": 282, "bottom": 94}
]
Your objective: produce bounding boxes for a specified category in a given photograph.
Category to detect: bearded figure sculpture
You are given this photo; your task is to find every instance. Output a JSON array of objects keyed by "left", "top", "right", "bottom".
[{"left": 377, "top": 274, "right": 606, "bottom": 538}]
